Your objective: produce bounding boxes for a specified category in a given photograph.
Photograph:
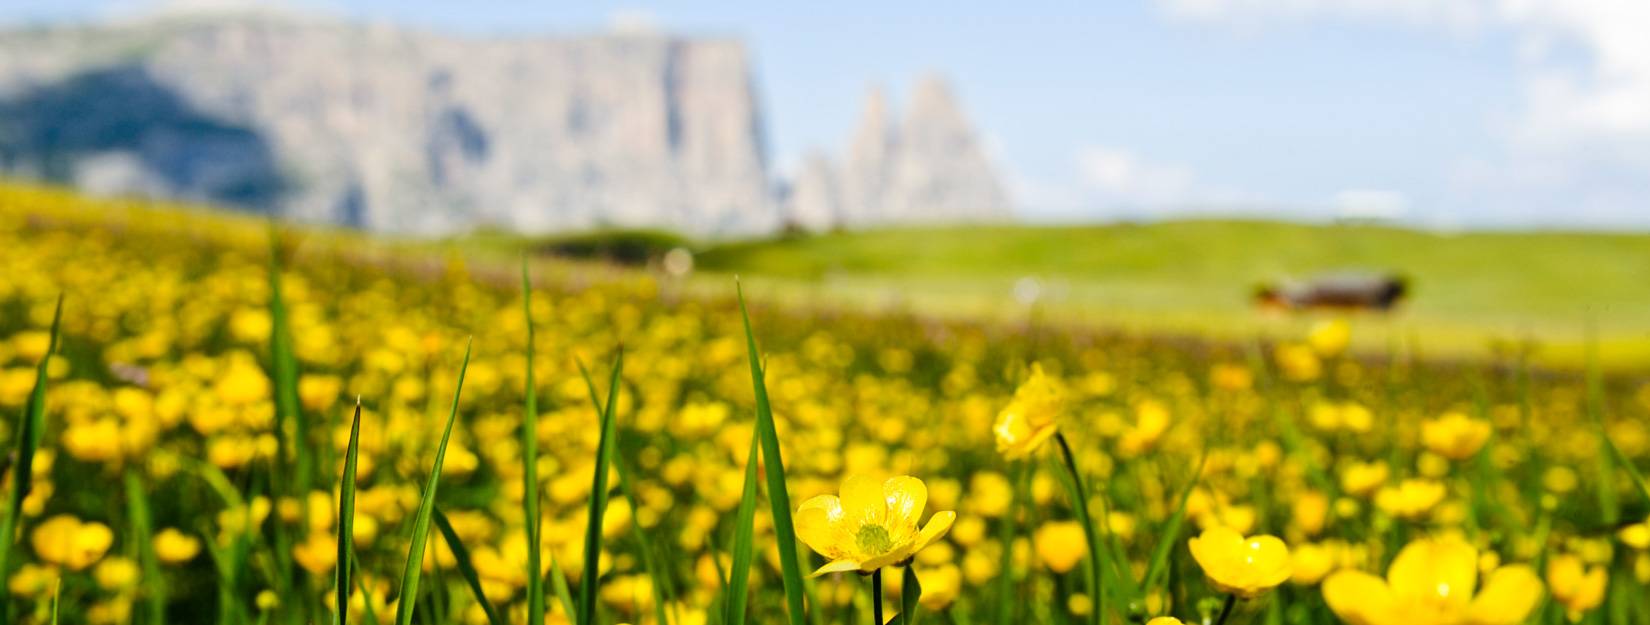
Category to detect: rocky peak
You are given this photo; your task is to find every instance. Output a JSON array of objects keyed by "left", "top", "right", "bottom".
[{"left": 785, "top": 76, "right": 1013, "bottom": 230}]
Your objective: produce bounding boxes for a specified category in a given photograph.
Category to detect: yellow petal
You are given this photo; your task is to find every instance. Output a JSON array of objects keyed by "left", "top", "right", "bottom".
[
  {"left": 1247, "top": 535, "right": 1293, "bottom": 588},
  {"left": 1322, "top": 570, "right": 1395, "bottom": 625},
  {"left": 795, "top": 495, "right": 845, "bottom": 559},
  {"left": 811, "top": 559, "right": 862, "bottom": 577},
  {"left": 1189, "top": 526, "right": 1243, "bottom": 572},
  {"left": 1466, "top": 565, "right": 1543, "bottom": 625},
  {"left": 883, "top": 476, "right": 928, "bottom": 532},
  {"left": 1387, "top": 536, "right": 1476, "bottom": 607},
  {"left": 841, "top": 475, "right": 887, "bottom": 527},
  {"left": 915, "top": 511, "right": 956, "bottom": 550}
]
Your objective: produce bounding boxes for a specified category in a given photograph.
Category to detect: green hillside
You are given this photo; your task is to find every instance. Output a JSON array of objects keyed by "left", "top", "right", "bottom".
[{"left": 692, "top": 221, "right": 1650, "bottom": 369}]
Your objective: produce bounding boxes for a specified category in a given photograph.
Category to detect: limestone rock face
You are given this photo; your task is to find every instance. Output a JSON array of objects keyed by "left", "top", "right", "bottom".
[
  {"left": 785, "top": 76, "right": 1014, "bottom": 230},
  {"left": 0, "top": 13, "right": 776, "bottom": 236},
  {"left": 0, "top": 14, "right": 1012, "bottom": 236}
]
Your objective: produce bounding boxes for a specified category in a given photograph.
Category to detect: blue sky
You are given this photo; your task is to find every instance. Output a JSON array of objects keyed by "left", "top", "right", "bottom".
[{"left": 7, "top": 0, "right": 1649, "bottom": 229}]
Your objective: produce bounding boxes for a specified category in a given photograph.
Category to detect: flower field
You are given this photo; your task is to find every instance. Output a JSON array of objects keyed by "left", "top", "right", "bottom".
[{"left": 1, "top": 182, "right": 1648, "bottom": 625}]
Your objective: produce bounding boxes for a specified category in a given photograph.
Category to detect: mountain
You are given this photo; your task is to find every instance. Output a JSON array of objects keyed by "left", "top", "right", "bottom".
[
  {"left": 783, "top": 78, "right": 1013, "bottom": 231},
  {"left": 0, "top": 13, "right": 1012, "bottom": 236}
]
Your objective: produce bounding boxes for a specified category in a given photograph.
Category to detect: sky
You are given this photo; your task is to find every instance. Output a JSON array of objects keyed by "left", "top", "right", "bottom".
[{"left": 5, "top": 0, "right": 1649, "bottom": 230}]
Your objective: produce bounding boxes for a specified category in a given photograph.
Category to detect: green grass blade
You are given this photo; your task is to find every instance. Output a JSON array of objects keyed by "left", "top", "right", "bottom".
[
  {"left": 576, "top": 358, "right": 670, "bottom": 625},
  {"left": 522, "top": 257, "right": 545, "bottom": 625},
  {"left": 724, "top": 431, "right": 762, "bottom": 625},
  {"left": 0, "top": 293, "right": 61, "bottom": 602},
  {"left": 125, "top": 470, "right": 166, "bottom": 625},
  {"left": 336, "top": 399, "right": 363, "bottom": 625},
  {"left": 266, "top": 237, "right": 303, "bottom": 609},
  {"left": 1052, "top": 433, "right": 1106, "bottom": 625},
  {"left": 735, "top": 283, "right": 809, "bottom": 625},
  {"left": 432, "top": 508, "right": 506, "bottom": 625},
  {"left": 547, "top": 551, "right": 578, "bottom": 621},
  {"left": 392, "top": 339, "right": 473, "bottom": 625},
  {"left": 897, "top": 565, "right": 923, "bottom": 625},
  {"left": 49, "top": 578, "right": 59, "bottom": 625},
  {"left": 1141, "top": 452, "right": 1208, "bottom": 593},
  {"left": 350, "top": 551, "right": 380, "bottom": 625},
  {"left": 576, "top": 351, "right": 624, "bottom": 625}
]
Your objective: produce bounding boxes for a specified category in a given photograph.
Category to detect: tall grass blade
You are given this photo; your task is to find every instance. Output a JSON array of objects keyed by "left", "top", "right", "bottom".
[
  {"left": 724, "top": 432, "right": 762, "bottom": 625},
  {"left": 392, "top": 339, "right": 473, "bottom": 625},
  {"left": 336, "top": 399, "right": 363, "bottom": 625},
  {"left": 576, "top": 360, "right": 670, "bottom": 625},
  {"left": 576, "top": 351, "right": 624, "bottom": 625},
  {"left": 266, "top": 236, "right": 303, "bottom": 611},
  {"left": 521, "top": 257, "right": 546, "bottom": 625},
  {"left": 125, "top": 470, "right": 166, "bottom": 625},
  {"left": 1141, "top": 452, "right": 1207, "bottom": 593},
  {"left": 1052, "top": 433, "right": 1105, "bottom": 625},
  {"left": 0, "top": 293, "right": 61, "bottom": 618},
  {"left": 895, "top": 565, "right": 923, "bottom": 625},
  {"left": 548, "top": 551, "right": 578, "bottom": 621},
  {"left": 735, "top": 282, "right": 809, "bottom": 625},
  {"left": 433, "top": 508, "right": 506, "bottom": 625}
]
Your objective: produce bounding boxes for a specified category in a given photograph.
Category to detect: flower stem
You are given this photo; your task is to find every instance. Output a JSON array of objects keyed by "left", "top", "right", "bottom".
[
  {"left": 1212, "top": 594, "right": 1237, "bottom": 625},
  {"left": 872, "top": 569, "right": 885, "bottom": 625},
  {"left": 1054, "top": 432, "right": 1104, "bottom": 625}
]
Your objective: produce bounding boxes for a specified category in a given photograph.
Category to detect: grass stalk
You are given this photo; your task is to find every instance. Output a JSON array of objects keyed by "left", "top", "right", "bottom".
[{"left": 392, "top": 339, "right": 473, "bottom": 625}]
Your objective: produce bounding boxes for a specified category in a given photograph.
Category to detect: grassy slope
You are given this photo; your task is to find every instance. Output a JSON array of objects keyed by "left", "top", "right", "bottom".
[{"left": 693, "top": 221, "right": 1650, "bottom": 369}]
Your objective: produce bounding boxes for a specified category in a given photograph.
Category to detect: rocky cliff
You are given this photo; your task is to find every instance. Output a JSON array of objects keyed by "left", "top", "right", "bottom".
[
  {"left": 783, "top": 78, "right": 1013, "bottom": 231},
  {"left": 0, "top": 13, "right": 1011, "bottom": 236}
]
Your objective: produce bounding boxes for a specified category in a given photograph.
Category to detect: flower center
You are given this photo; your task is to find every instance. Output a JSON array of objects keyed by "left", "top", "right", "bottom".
[{"left": 856, "top": 524, "right": 894, "bottom": 555}]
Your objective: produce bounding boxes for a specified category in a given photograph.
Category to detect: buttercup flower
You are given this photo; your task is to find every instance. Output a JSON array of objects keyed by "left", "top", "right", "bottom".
[
  {"left": 1034, "top": 520, "right": 1087, "bottom": 574},
  {"left": 153, "top": 528, "right": 203, "bottom": 564},
  {"left": 31, "top": 514, "right": 114, "bottom": 570},
  {"left": 1323, "top": 535, "right": 1542, "bottom": 625},
  {"left": 1188, "top": 526, "right": 1291, "bottom": 597},
  {"left": 1375, "top": 479, "right": 1446, "bottom": 520},
  {"left": 1421, "top": 413, "right": 1492, "bottom": 461},
  {"left": 1546, "top": 554, "right": 1606, "bottom": 619},
  {"left": 993, "top": 364, "right": 1064, "bottom": 459},
  {"left": 795, "top": 475, "right": 956, "bottom": 575}
]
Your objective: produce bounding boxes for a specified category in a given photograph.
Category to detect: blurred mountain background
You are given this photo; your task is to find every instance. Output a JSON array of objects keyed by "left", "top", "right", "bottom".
[{"left": 0, "top": 11, "right": 1011, "bottom": 236}]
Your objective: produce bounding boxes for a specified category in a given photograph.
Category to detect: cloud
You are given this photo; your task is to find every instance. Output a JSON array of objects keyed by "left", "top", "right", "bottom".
[
  {"left": 1154, "top": 0, "right": 1650, "bottom": 226},
  {"left": 1076, "top": 146, "right": 1196, "bottom": 205},
  {"left": 1332, "top": 189, "right": 1410, "bottom": 220}
]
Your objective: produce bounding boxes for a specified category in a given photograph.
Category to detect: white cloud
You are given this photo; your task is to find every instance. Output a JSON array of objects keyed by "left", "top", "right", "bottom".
[
  {"left": 1157, "top": 0, "right": 1650, "bottom": 225},
  {"left": 1076, "top": 146, "right": 1197, "bottom": 205},
  {"left": 1332, "top": 188, "right": 1410, "bottom": 219}
]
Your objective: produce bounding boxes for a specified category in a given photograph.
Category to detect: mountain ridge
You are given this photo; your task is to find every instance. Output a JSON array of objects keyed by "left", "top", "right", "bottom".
[{"left": 0, "top": 14, "right": 1014, "bottom": 237}]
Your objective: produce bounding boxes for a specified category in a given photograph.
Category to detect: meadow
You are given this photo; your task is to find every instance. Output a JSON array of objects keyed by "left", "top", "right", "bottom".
[{"left": 0, "top": 181, "right": 1648, "bottom": 625}]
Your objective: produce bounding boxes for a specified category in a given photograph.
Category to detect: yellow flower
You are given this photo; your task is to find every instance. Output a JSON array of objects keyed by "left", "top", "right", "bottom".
[
  {"left": 153, "top": 528, "right": 202, "bottom": 564},
  {"left": 1309, "top": 318, "right": 1352, "bottom": 357},
  {"left": 1421, "top": 413, "right": 1492, "bottom": 461},
  {"left": 7, "top": 563, "right": 57, "bottom": 597},
  {"left": 293, "top": 532, "right": 338, "bottom": 574},
  {"left": 1034, "top": 521, "right": 1088, "bottom": 574},
  {"left": 1188, "top": 526, "right": 1291, "bottom": 597},
  {"left": 1341, "top": 462, "right": 1389, "bottom": 497},
  {"left": 1291, "top": 542, "right": 1339, "bottom": 586},
  {"left": 1545, "top": 554, "right": 1607, "bottom": 618},
  {"left": 62, "top": 419, "right": 124, "bottom": 463},
  {"left": 31, "top": 514, "right": 114, "bottom": 570},
  {"left": 917, "top": 564, "right": 962, "bottom": 610},
  {"left": 94, "top": 556, "right": 139, "bottom": 591},
  {"left": 1620, "top": 517, "right": 1650, "bottom": 550},
  {"left": 992, "top": 364, "right": 1064, "bottom": 459},
  {"left": 1147, "top": 617, "right": 1185, "bottom": 625},
  {"left": 1323, "top": 535, "right": 1542, "bottom": 625},
  {"left": 1375, "top": 479, "right": 1447, "bottom": 520},
  {"left": 794, "top": 475, "right": 956, "bottom": 575}
]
